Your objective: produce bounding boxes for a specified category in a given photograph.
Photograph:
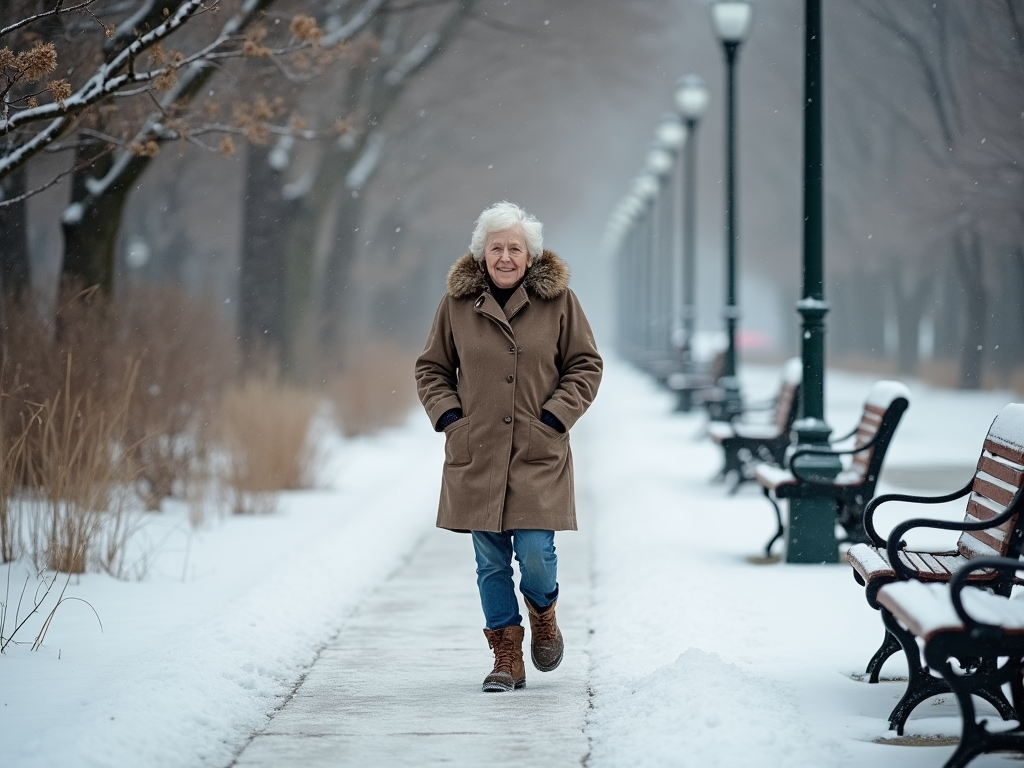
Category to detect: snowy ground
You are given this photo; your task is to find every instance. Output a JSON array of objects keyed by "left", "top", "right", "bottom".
[
  {"left": 1, "top": 358, "right": 1020, "bottom": 767},
  {"left": 580, "top": 361, "right": 1017, "bottom": 768}
]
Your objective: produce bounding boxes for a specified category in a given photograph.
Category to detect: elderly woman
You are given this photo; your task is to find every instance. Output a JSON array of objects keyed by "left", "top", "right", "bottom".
[{"left": 415, "top": 201, "right": 602, "bottom": 693}]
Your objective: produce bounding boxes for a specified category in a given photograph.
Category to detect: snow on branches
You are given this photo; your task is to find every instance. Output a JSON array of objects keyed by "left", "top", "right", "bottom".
[{"left": 0, "top": 0, "right": 379, "bottom": 194}]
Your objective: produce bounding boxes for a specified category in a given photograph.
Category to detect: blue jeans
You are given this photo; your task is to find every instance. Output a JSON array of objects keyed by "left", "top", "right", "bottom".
[{"left": 471, "top": 530, "right": 558, "bottom": 630}]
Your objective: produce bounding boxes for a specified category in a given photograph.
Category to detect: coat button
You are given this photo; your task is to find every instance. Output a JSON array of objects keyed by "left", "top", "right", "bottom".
[
  {"left": 503, "top": 416, "right": 512, "bottom": 424},
  {"left": 507, "top": 375, "right": 514, "bottom": 383},
  {"left": 509, "top": 346, "right": 515, "bottom": 353}
]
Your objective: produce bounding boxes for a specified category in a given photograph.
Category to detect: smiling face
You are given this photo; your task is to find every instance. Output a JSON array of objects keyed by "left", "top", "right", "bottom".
[{"left": 484, "top": 227, "right": 531, "bottom": 289}]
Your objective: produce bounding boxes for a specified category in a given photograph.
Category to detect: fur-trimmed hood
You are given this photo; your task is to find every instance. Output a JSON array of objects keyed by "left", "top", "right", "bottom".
[{"left": 446, "top": 250, "right": 570, "bottom": 300}]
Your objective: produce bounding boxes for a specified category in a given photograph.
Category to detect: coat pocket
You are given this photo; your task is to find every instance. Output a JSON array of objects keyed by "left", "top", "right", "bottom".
[
  {"left": 526, "top": 416, "right": 568, "bottom": 463},
  {"left": 443, "top": 416, "right": 472, "bottom": 466}
]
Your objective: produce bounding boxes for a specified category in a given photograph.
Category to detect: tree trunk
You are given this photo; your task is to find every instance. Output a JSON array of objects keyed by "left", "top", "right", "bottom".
[
  {"left": 318, "top": 191, "right": 364, "bottom": 358},
  {"left": 892, "top": 264, "right": 933, "bottom": 375},
  {"left": 954, "top": 224, "right": 987, "bottom": 389},
  {"left": 61, "top": 140, "right": 143, "bottom": 295},
  {"left": 280, "top": 141, "right": 359, "bottom": 377},
  {"left": 846, "top": 270, "right": 886, "bottom": 357},
  {"left": 239, "top": 142, "right": 291, "bottom": 364},
  {"left": 0, "top": 166, "right": 30, "bottom": 300}
]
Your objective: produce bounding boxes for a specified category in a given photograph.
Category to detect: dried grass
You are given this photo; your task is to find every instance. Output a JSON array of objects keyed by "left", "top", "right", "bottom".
[
  {"left": 328, "top": 340, "right": 416, "bottom": 437},
  {"left": 25, "top": 355, "right": 140, "bottom": 574},
  {"left": 0, "top": 282, "right": 238, "bottom": 574},
  {"left": 217, "top": 376, "right": 321, "bottom": 514},
  {"left": 0, "top": 388, "right": 32, "bottom": 563},
  {"left": 118, "top": 282, "right": 238, "bottom": 510}
]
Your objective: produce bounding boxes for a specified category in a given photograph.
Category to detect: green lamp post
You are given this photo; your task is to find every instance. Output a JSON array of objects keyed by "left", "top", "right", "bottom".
[
  {"left": 674, "top": 74, "right": 710, "bottom": 409},
  {"left": 710, "top": 0, "right": 753, "bottom": 419},
  {"left": 646, "top": 141, "right": 677, "bottom": 360},
  {"left": 786, "top": 0, "right": 840, "bottom": 564},
  {"left": 655, "top": 112, "right": 687, "bottom": 363}
]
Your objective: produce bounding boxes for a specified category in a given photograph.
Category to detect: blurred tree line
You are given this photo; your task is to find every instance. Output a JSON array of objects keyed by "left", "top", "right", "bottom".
[
  {"left": 0, "top": 0, "right": 477, "bottom": 376},
  {"left": 826, "top": 0, "right": 1024, "bottom": 389},
  {"left": 1, "top": 0, "right": 1022, "bottom": 393}
]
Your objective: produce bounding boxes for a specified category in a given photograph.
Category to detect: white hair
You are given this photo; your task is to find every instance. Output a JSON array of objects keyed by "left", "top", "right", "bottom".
[{"left": 469, "top": 201, "right": 544, "bottom": 263}]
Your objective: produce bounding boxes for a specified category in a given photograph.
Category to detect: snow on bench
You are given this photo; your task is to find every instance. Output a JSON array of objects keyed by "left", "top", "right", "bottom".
[
  {"left": 877, "top": 579, "right": 1024, "bottom": 642},
  {"left": 708, "top": 358, "right": 801, "bottom": 492},
  {"left": 848, "top": 403, "right": 1024, "bottom": 590},
  {"left": 751, "top": 380, "right": 910, "bottom": 554},
  {"left": 844, "top": 402, "right": 1024, "bottom": 737},
  {"left": 872, "top": 557, "right": 1024, "bottom": 768},
  {"left": 754, "top": 379, "right": 910, "bottom": 493}
]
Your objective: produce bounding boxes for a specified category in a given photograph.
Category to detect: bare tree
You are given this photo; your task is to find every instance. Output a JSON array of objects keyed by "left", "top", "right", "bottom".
[
  {"left": 1, "top": 0, "right": 370, "bottom": 293},
  {"left": 237, "top": 0, "right": 479, "bottom": 369},
  {"left": 831, "top": 0, "right": 1024, "bottom": 386}
]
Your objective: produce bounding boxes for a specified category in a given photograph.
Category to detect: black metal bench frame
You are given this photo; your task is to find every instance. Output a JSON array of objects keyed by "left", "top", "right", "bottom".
[
  {"left": 759, "top": 392, "right": 909, "bottom": 556},
  {"left": 712, "top": 382, "right": 802, "bottom": 494},
  {"left": 851, "top": 479, "right": 1024, "bottom": 734},
  {"left": 667, "top": 351, "right": 725, "bottom": 413},
  {"left": 882, "top": 557, "right": 1024, "bottom": 768}
]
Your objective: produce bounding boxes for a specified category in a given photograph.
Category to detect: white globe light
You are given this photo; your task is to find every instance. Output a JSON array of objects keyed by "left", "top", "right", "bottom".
[
  {"left": 675, "top": 74, "right": 710, "bottom": 121},
  {"left": 646, "top": 145, "right": 674, "bottom": 177},
  {"left": 656, "top": 113, "right": 686, "bottom": 150},
  {"left": 711, "top": 1, "right": 753, "bottom": 43},
  {"left": 634, "top": 174, "right": 659, "bottom": 201}
]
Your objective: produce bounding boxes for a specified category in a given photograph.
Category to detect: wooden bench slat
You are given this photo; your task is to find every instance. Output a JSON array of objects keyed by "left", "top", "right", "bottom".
[
  {"left": 963, "top": 524, "right": 1006, "bottom": 553},
  {"left": 967, "top": 496, "right": 1006, "bottom": 523},
  {"left": 958, "top": 531, "right": 1003, "bottom": 559},
  {"left": 917, "top": 552, "right": 952, "bottom": 577},
  {"left": 974, "top": 476, "right": 1018, "bottom": 508},
  {"left": 985, "top": 437, "right": 1024, "bottom": 467},
  {"left": 978, "top": 455, "right": 1024, "bottom": 488},
  {"left": 878, "top": 580, "right": 1024, "bottom": 642},
  {"left": 903, "top": 551, "right": 932, "bottom": 574}
]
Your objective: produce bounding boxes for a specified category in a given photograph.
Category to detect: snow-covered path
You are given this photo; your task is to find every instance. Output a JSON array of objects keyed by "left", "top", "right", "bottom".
[
  {"left": 4, "top": 358, "right": 1022, "bottom": 768},
  {"left": 233, "top": 525, "right": 590, "bottom": 767}
]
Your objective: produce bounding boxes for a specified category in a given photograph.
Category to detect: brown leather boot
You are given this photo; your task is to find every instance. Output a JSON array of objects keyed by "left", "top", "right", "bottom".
[
  {"left": 482, "top": 625, "right": 526, "bottom": 692},
  {"left": 526, "top": 597, "right": 564, "bottom": 672}
]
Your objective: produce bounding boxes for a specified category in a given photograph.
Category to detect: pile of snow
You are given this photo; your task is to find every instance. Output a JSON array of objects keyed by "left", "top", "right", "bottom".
[{"left": 588, "top": 648, "right": 839, "bottom": 767}]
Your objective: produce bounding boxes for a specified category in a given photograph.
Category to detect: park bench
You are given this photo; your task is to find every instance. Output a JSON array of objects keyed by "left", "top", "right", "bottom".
[
  {"left": 667, "top": 350, "right": 725, "bottom": 413},
  {"left": 877, "top": 557, "right": 1024, "bottom": 768},
  {"left": 846, "top": 402, "right": 1024, "bottom": 735},
  {"left": 753, "top": 380, "right": 910, "bottom": 556},
  {"left": 707, "top": 357, "right": 801, "bottom": 493}
]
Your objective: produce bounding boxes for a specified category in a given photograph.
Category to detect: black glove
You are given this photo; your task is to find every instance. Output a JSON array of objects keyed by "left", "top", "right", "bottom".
[
  {"left": 436, "top": 408, "right": 463, "bottom": 431},
  {"left": 540, "top": 409, "right": 565, "bottom": 433}
]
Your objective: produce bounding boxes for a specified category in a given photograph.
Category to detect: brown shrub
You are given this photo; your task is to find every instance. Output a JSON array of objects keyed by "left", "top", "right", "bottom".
[
  {"left": 25, "top": 355, "right": 139, "bottom": 574},
  {"left": 0, "top": 281, "right": 239, "bottom": 572},
  {"left": 328, "top": 340, "right": 416, "bottom": 437},
  {"left": 118, "top": 282, "right": 238, "bottom": 510},
  {"left": 0, "top": 385, "right": 32, "bottom": 563},
  {"left": 217, "top": 375, "right": 321, "bottom": 514}
]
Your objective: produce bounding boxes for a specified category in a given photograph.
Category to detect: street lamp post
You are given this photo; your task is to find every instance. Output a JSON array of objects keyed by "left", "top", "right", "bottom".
[
  {"left": 622, "top": 196, "right": 644, "bottom": 359},
  {"left": 674, "top": 75, "right": 710, "bottom": 409},
  {"left": 787, "top": 0, "right": 840, "bottom": 563},
  {"left": 656, "top": 112, "right": 687, "bottom": 363},
  {"left": 646, "top": 141, "right": 676, "bottom": 364},
  {"left": 711, "top": 0, "right": 753, "bottom": 418},
  {"left": 634, "top": 174, "right": 659, "bottom": 359}
]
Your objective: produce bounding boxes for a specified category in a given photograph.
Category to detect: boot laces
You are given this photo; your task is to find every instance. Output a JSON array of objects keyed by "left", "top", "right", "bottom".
[
  {"left": 493, "top": 640, "right": 518, "bottom": 672},
  {"left": 532, "top": 608, "right": 557, "bottom": 645}
]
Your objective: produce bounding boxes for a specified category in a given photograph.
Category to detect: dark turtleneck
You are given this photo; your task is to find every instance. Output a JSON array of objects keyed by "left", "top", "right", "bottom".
[{"left": 486, "top": 274, "right": 524, "bottom": 309}]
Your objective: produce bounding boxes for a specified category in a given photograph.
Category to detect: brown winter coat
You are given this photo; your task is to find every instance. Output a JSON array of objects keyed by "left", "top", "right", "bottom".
[{"left": 415, "top": 250, "right": 603, "bottom": 532}]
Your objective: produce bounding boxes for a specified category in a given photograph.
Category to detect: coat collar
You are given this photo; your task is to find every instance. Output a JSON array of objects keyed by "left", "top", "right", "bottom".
[{"left": 446, "top": 249, "right": 570, "bottom": 300}]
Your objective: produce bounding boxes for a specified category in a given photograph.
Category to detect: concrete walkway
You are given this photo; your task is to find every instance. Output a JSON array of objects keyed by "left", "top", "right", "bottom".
[{"left": 232, "top": 525, "right": 591, "bottom": 767}]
